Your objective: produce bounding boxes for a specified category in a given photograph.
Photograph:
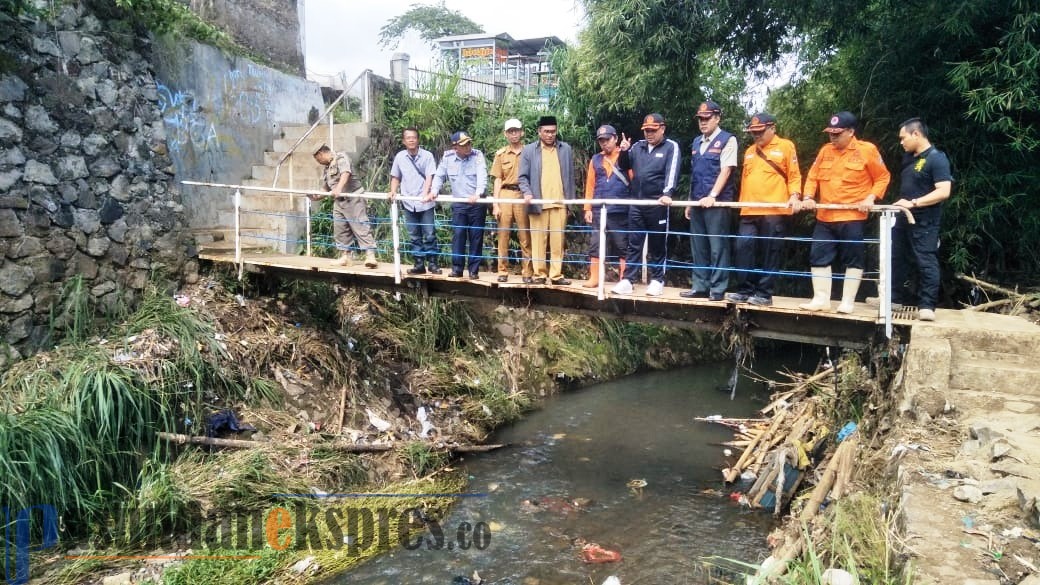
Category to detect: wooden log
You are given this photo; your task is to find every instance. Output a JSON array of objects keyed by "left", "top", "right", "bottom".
[
  {"left": 156, "top": 432, "right": 505, "bottom": 453},
  {"left": 725, "top": 410, "right": 787, "bottom": 482},
  {"left": 956, "top": 273, "right": 1021, "bottom": 297},
  {"left": 798, "top": 435, "right": 856, "bottom": 523},
  {"left": 967, "top": 298, "right": 1013, "bottom": 312}
]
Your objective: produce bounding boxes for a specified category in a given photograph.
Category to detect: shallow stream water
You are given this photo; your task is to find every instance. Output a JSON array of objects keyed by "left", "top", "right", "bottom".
[{"left": 335, "top": 356, "right": 807, "bottom": 584}]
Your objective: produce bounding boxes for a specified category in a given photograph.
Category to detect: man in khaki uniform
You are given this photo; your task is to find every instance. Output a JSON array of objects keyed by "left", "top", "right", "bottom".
[
  {"left": 490, "top": 118, "right": 533, "bottom": 283},
  {"left": 312, "top": 144, "right": 377, "bottom": 267},
  {"left": 518, "top": 115, "right": 575, "bottom": 285}
]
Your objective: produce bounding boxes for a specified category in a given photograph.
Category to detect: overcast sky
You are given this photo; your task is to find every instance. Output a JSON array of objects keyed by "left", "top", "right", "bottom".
[{"left": 303, "top": 0, "right": 586, "bottom": 83}]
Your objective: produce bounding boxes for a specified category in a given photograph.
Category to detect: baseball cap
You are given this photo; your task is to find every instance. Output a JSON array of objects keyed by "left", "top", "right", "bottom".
[
  {"left": 695, "top": 101, "right": 722, "bottom": 119},
  {"left": 823, "top": 111, "right": 857, "bottom": 133},
  {"left": 313, "top": 143, "right": 331, "bottom": 156},
  {"left": 640, "top": 113, "right": 665, "bottom": 130},
  {"left": 746, "top": 113, "right": 777, "bottom": 132},
  {"left": 503, "top": 118, "right": 523, "bottom": 131},
  {"left": 596, "top": 124, "right": 617, "bottom": 139},
  {"left": 450, "top": 131, "right": 473, "bottom": 145}
]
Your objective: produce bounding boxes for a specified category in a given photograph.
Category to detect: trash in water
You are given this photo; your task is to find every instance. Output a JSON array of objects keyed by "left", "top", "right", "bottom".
[
  {"left": 626, "top": 479, "right": 647, "bottom": 494},
  {"left": 601, "top": 577, "right": 621, "bottom": 585},
  {"left": 581, "top": 543, "right": 622, "bottom": 564},
  {"left": 836, "top": 421, "right": 857, "bottom": 442}
]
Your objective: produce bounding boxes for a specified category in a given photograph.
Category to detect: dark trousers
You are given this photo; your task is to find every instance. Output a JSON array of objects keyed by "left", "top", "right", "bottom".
[
  {"left": 732, "top": 214, "right": 786, "bottom": 299},
  {"left": 403, "top": 207, "right": 438, "bottom": 267},
  {"left": 809, "top": 220, "right": 866, "bottom": 269},
  {"left": 588, "top": 211, "right": 629, "bottom": 263},
  {"left": 689, "top": 206, "right": 732, "bottom": 296},
  {"left": 892, "top": 219, "right": 940, "bottom": 309},
  {"left": 623, "top": 204, "right": 669, "bottom": 283},
  {"left": 451, "top": 203, "right": 487, "bottom": 274}
]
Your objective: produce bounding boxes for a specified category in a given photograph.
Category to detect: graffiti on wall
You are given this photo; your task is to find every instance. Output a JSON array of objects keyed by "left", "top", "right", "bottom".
[{"left": 156, "top": 64, "right": 274, "bottom": 156}]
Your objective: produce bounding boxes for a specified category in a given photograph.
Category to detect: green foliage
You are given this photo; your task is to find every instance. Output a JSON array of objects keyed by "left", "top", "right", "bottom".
[
  {"left": 401, "top": 441, "right": 447, "bottom": 477},
  {"left": 157, "top": 547, "right": 288, "bottom": 585},
  {"left": 377, "top": 0, "right": 483, "bottom": 50}
]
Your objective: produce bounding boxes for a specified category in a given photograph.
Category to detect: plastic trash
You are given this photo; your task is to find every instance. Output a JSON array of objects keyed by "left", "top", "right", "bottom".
[
  {"left": 581, "top": 543, "right": 622, "bottom": 564},
  {"left": 836, "top": 421, "right": 857, "bottom": 442},
  {"left": 820, "top": 568, "right": 856, "bottom": 585},
  {"left": 366, "top": 409, "right": 392, "bottom": 432},
  {"left": 602, "top": 577, "right": 621, "bottom": 585},
  {"left": 417, "top": 406, "right": 435, "bottom": 438}
]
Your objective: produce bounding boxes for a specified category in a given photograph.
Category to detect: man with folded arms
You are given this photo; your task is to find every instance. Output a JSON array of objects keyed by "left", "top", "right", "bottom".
[{"left": 519, "top": 115, "right": 575, "bottom": 286}]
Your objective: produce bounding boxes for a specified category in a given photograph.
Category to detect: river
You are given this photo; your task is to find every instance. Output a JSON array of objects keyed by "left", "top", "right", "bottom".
[{"left": 335, "top": 356, "right": 807, "bottom": 584}]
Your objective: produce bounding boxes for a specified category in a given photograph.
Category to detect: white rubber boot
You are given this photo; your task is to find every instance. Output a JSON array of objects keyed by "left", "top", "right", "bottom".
[
  {"left": 835, "top": 268, "right": 863, "bottom": 314},
  {"left": 799, "top": 266, "right": 833, "bottom": 311}
]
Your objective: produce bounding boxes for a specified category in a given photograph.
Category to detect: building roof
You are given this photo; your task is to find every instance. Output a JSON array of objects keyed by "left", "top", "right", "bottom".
[
  {"left": 434, "top": 33, "right": 567, "bottom": 57},
  {"left": 434, "top": 32, "right": 514, "bottom": 43}
]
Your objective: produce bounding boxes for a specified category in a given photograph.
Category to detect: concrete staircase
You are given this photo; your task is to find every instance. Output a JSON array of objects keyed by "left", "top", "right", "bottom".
[
  {"left": 894, "top": 311, "right": 1040, "bottom": 585},
  {"left": 197, "top": 122, "right": 374, "bottom": 254}
]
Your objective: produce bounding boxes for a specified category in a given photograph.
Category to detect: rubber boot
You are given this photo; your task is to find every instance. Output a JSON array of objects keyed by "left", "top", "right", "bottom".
[
  {"left": 799, "top": 266, "right": 833, "bottom": 311},
  {"left": 364, "top": 250, "right": 378, "bottom": 268},
  {"left": 835, "top": 268, "right": 863, "bottom": 314},
  {"left": 583, "top": 258, "right": 601, "bottom": 288}
]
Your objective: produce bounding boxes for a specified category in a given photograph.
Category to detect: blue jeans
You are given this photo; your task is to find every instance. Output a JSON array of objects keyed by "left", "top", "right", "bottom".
[{"left": 403, "top": 207, "right": 438, "bottom": 267}]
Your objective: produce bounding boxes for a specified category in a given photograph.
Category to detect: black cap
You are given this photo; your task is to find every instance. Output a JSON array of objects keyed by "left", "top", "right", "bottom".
[
  {"left": 596, "top": 124, "right": 617, "bottom": 139},
  {"left": 824, "top": 111, "right": 857, "bottom": 133},
  {"left": 537, "top": 115, "right": 558, "bottom": 127}
]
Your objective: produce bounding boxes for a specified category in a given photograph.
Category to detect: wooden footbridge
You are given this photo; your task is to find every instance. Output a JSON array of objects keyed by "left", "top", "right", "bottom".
[{"left": 187, "top": 180, "right": 931, "bottom": 349}]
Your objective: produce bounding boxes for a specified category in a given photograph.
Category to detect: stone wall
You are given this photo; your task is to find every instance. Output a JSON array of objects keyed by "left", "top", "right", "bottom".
[
  {"left": 0, "top": 6, "right": 194, "bottom": 364},
  {"left": 179, "top": 0, "right": 306, "bottom": 75}
]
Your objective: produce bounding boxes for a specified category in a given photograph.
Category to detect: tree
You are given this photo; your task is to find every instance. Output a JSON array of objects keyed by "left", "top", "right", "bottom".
[{"left": 378, "top": 1, "right": 484, "bottom": 50}]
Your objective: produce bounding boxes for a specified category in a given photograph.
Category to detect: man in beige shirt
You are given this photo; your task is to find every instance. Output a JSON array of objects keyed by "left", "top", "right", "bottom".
[{"left": 490, "top": 118, "right": 533, "bottom": 283}]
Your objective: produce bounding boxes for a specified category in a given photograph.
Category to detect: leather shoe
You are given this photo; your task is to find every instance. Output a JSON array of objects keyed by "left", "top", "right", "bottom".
[
  {"left": 709, "top": 293, "right": 725, "bottom": 301},
  {"left": 522, "top": 276, "right": 534, "bottom": 284},
  {"left": 533, "top": 277, "right": 547, "bottom": 284},
  {"left": 679, "top": 289, "right": 709, "bottom": 299},
  {"left": 468, "top": 272, "right": 480, "bottom": 280},
  {"left": 449, "top": 270, "right": 464, "bottom": 278},
  {"left": 407, "top": 266, "right": 426, "bottom": 275},
  {"left": 428, "top": 265, "right": 442, "bottom": 275},
  {"left": 551, "top": 278, "right": 572, "bottom": 286},
  {"left": 497, "top": 275, "right": 509, "bottom": 283}
]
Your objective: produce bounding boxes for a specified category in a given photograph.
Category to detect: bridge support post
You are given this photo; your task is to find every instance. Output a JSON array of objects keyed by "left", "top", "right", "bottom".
[
  {"left": 391, "top": 200, "right": 402, "bottom": 284},
  {"left": 879, "top": 210, "right": 896, "bottom": 338},
  {"left": 598, "top": 205, "right": 607, "bottom": 300},
  {"left": 234, "top": 188, "right": 243, "bottom": 280}
]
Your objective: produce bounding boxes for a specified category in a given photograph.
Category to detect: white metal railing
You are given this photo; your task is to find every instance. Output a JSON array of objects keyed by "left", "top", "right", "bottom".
[{"left": 183, "top": 180, "right": 913, "bottom": 336}]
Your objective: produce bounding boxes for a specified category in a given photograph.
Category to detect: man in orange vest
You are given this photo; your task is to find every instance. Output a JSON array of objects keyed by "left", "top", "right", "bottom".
[
  {"left": 798, "top": 111, "right": 890, "bottom": 313},
  {"left": 725, "top": 113, "right": 802, "bottom": 306}
]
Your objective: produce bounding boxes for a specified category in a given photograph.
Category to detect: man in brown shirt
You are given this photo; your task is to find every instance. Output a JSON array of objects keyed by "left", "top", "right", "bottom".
[
  {"left": 312, "top": 144, "right": 377, "bottom": 267},
  {"left": 490, "top": 119, "right": 533, "bottom": 283}
]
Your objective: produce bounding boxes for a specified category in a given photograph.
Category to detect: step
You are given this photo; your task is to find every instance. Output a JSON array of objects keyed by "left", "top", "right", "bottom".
[
  {"left": 262, "top": 150, "right": 328, "bottom": 170},
  {"left": 272, "top": 134, "right": 361, "bottom": 155},
  {"left": 280, "top": 122, "right": 371, "bottom": 142},
  {"left": 949, "top": 359, "right": 1040, "bottom": 395},
  {"left": 250, "top": 164, "right": 325, "bottom": 185}
]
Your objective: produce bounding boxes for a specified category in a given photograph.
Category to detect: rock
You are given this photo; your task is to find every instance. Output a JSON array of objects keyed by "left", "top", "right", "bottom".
[
  {"left": 25, "top": 105, "right": 59, "bottom": 134},
  {"left": 0, "top": 75, "right": 28, "bottom": 102},
  {"left": 2, "top": 104, "right": 19, "bottom": 119},
  {"left": 73, "top": 208, "right": 101, "bottom": 234},
  {"left": 107, "top": 219, "right": 128, "bottom": 243},
  {"left": 979, "top": 478, "right": 1018, "bottom": 495},
  {"left": 91, "top": 281, "right": 117, "bottom": 297},
  {"left": 109, "top": 173, "right": 131, "bottom": 201},
  {"left": 60, "top": 130, "right": 82, "bottom": 149},
  {"left": 0, "top": 263, "right": 34, "bottom": 296},
  {"left": 0, "top": 209, "right": 22, "bottom": 237},
  {"left": 57, "top": 155, "right": 90, "bottom": 180},
  {"left": 0, "top": 294, "right": 33, "bottom": 313},
  {"left": 99, "top": 198, "right": 124, "bottom": 224},
  {"left": 23, "top": 160, "right": 58, "bottom": 185},
  {"left": 5, "top": 314, "right": 32, "bottom": 344},
  {"left": 51, "top": 204, "right": 74, "bottom": 229},
  {"left": 953, "top": 485, "right": 983, "bottom": 504},
  {"left": 32, "top": 37, "right": 62, "bottom": 58},
  {"left": 0, "top": 169, "right": 22, "bottom": 191},
  {"left": 0, "top": 146, "right": 25, "bottom": 168},
  {"left": 960, "top": 580, "right": 1000, "bottom": 585},
  {"left": 96, "top": 79, "right": 118, "bottom": 106},
  {"left": 0, "top": 118, "right": 22, "bottom": 142},
  {"left": 969, "top": 424, "right": 1003, "bottom": 444},
  {"left": 1018, "top": 575, "right": 1040, "bottom": 585},
  {"left": 101, "top": 571, "right": 133, "bottom": 585},
  {"left": 85, "top": 236, "right": 110, "bottom": 257},
  {"left": 76, "top": 36, "right": 102, "bottom": 64},
  {"left": 1019, "top": 484, "right": 1040, "bottom": 526},
  {"left": 6, "top": 236, "right": 43, "bottom": 259},
  {"left": 90, "top": 156, "right": 121, "bottom": 178},
  {"left": 990, "top": 440, "right": 1012, "bottom": 460},
  {"left": 291, "top": 555, "right": 317, "bottom": 575},
  {"left": 81, "top": 133, "right": 107, "bottom": 156},
  {"left": 496, "top": 323, "right": 516, "bottom": 338},
  {"left": 57, "top": 31, "right": 81, "bottom": 57},
  {"left": 46, "top": 234, "right": 77, "bottom": 259},
  {"left": 29, "top": 135, "right": 58, "bottom": 156}
]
